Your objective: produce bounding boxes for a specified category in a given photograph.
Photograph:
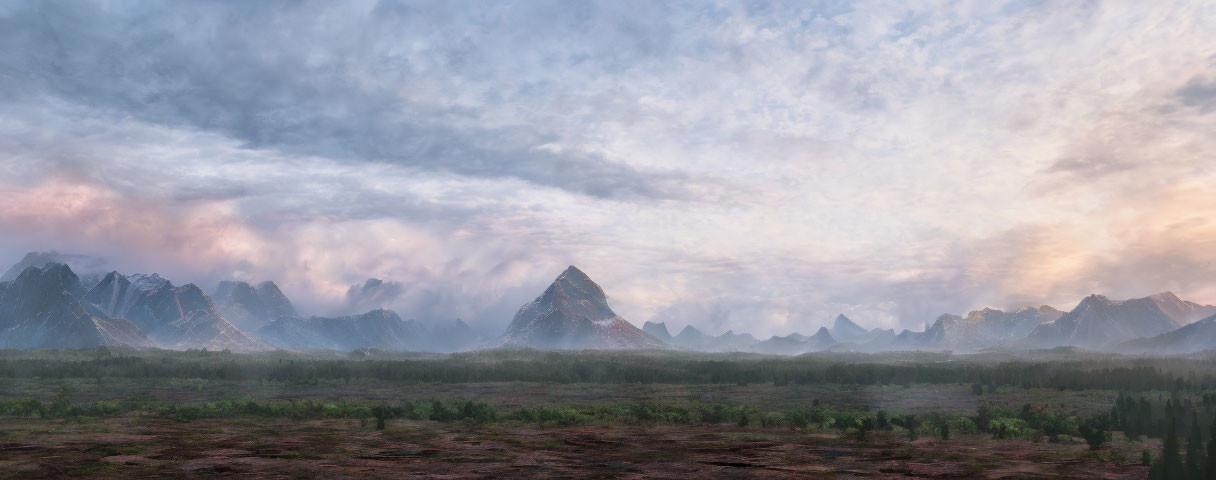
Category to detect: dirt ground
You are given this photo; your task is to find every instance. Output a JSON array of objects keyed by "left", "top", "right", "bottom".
[{"left": 0, "top": 415, "right": 1149, "bottom": 479}]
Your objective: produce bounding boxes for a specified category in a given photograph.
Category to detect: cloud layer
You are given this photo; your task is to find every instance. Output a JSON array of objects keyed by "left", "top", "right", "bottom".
[{"left": 1, "top": 1, "right": 1214, "bottom": 336}]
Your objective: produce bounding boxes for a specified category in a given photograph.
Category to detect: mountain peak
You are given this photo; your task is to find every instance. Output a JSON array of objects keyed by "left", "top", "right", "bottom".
[
  {"left": 1149, "top": 291, "right": 1180, "bottom": 302},
  {"left": 501, "top": 266, "right": 665, "bottom": 350},
  {"left": 362, "top": 278, "right": 384, "bottom": 292},
  {"left": 676, "top": 324, "right": 704, "bottom": 337},
  {"left": 2, "top": 251, "right": 110, "bottom": 283},
  {"left": 829, "top": 314, "right": 868, "bottom": 342},
  {"left": 255, "top": 280, "right": 280, "bottom": 290},
  {"left": 541, "top": 266, "right": 609, "bottom": 311},
  {"left": 342, "top": 278, "right": 405, "bottom": 315},
  {"left": 213, "top": 278, "right": 298, "bottom": 332},
  {"left": 642, "top": 321, "right": 672, "bottom": 341},
  {"left": 1146, "top": 291, "right": 1216, "bottom": 326}
]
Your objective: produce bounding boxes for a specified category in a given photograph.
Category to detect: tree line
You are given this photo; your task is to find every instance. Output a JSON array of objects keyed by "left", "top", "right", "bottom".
[
  {"left": 0, "top": 348, "right": 1213, "bottom": 392},
  {"left": 0, "top": 387, "right": 1113, "bottom": 444}
]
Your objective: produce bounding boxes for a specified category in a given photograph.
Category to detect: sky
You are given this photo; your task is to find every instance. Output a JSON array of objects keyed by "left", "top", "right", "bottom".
[{"left": 1, "top": 1, "right": 1215, "bottom": 337}]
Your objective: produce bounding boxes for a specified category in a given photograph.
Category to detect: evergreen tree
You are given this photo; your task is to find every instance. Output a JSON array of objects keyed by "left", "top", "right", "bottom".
[
  {"left": 1141, "top": 398, "right": 1155, "bottom": 439},
  {"left": 1205, "top": 416, "right": 1216, "bottom": 480},
  {"left": 1186, "top": 411, "right": 1204, "bottom": 480},
  {"left": 1160, "top": 414, "right": 1184, "bottom": 480}
]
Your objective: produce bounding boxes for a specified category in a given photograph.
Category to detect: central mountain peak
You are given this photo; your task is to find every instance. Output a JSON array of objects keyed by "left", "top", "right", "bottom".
[
  {"left": 500, "top": 266, "right": 666, "bottom": 350},
  {"left": 537, "top": 265, "right": 614, "bottom": 320}
]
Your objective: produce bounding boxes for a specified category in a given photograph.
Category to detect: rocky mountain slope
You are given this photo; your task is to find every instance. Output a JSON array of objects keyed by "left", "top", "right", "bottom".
[
  {"left": 900, "top": 306, "right": 1063, "bottom": 351},
  {"left": 1026, "top": 294, "right": 1180, "bottom": 349},
  {"left": 1147, "top": 292, "right": 1216, "bottom": 326},
  {"left": 0, "top": 264, "right": 151, "bottom": 349},
  {"left": 1119, "top": 313, "right": 1216, "bottom": 354},
  {"left": 82, "top": 270, "right": 266, "bottom": 352},
  {"left": 499, "top": 266, "right": 667, "bottom": 350},
  {"left": 212, "top": 280, "right": 298, "bottom": 332}
]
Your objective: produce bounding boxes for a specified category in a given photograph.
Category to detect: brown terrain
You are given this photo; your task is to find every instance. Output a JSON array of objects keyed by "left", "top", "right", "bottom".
[{"left": 0, "top": 414, "right": 1150, "bottom": 479}]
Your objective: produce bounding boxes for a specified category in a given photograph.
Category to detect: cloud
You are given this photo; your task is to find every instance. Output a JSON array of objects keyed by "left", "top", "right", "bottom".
[
  {"left": 0, "top": 0, "right": 711, "bottom": 200},
  {"left": 1, "top": 1, "right": 1215, "bottom": 337},
  {"left": 1176, "top": 74, "right": 1216, "bottom": 112}
]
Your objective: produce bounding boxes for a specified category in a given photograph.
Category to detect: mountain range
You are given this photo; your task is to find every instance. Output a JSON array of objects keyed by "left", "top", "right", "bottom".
[
  {"left": 0, "top": 263, "right": 150, "bottom": 349},
  {"left": 647, "top": 323, "right": 759, "bottom": 352},
  {"left": 0, "top": 253, "right": 483, "bottom": 352},
  {"left": 2, "top": 251, "right": 1216, "bottom": 355},
  {"left": 79, "top": 270, "right": 265, "bottom": 351},
  {"left": 1024, "top": 293, "right": 1210, "bottom": 349}
]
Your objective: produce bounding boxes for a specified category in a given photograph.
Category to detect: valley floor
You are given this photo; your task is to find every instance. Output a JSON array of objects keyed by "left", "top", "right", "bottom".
[
  {"left": 0, "top": 415, "right": 1150, "bottom": 479},
  {"left": 1, "top": 349, "right": 1204, "bottom": 478}
]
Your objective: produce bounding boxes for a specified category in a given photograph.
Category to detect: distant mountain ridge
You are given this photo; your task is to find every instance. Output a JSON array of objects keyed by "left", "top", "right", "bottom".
[
  {"left": 892, "top": 306, "right": 1064, "bottom": 352},
  {"left": 1026, "top": 294, "right": 1183, "bottom": 349},
  {"left": 664, "top": 324, "right": 758, "bottom": 352},
  {"left": 1120, "top": 313, "right": 1216, "bottom": 354},
  {"left": 0, "top": 252, "right": 491, "bottom": 353},
  {"left": 754, "top": 327, "right": 836, "bottom": 355},
  {"left": 0, "top": 264, "right": 151, "bottom": 349},
  {"left": 2, "top": 252, "right": 1215, "bottom": 355},
  {"left": 259, "top": 309, "right": 426, "bottom": 351},
  {"left": 258, "top": 309, "right": 482, "bottom": 352},
  {"left": 84, "top": 270, "right": 266, "bottom": 352}
]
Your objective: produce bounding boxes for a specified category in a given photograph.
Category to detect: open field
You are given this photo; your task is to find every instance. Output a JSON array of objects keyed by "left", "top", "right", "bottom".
[
  {"left": 0, "top": 348, "right": 1212, "bottom": 478},
  {"left": 0, "top": 415, "right": 1153, "bottom": 479}
]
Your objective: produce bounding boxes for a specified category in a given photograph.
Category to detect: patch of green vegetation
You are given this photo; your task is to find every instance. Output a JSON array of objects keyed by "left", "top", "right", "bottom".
[
  {"left": 67, "top": 462, "right": 124, "bottom": 475},
  {"left": 115, "top": 445, "right": 147, "bottom": 455}
]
